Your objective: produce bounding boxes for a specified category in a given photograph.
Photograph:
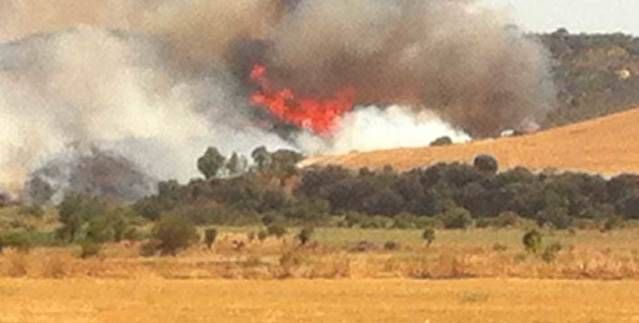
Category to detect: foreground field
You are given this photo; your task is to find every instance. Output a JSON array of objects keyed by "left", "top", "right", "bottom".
[
  {"left": 1, "top": 278, "right": 638, "bottom": 322},
  {"left": 304, "top": 107, "right": 639, "bottom": 174}
]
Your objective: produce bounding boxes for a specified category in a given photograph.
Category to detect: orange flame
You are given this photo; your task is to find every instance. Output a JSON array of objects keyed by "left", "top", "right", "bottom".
[{"left": 249, "top": 64, "right": 356, "bottom": 135}]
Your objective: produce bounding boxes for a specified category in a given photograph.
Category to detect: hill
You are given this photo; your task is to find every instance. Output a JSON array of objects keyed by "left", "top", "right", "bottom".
[
  {"left": 303, "top": 107, "right": 639, "bottom": 175},
  {"left": 539, "top": 31, "right": 639, "bottom": 128}
]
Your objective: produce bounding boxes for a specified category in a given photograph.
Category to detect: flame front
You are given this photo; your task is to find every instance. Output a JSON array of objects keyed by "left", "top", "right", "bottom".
[{"left": 249, "top": 64, "right": 356, "bottom": 135}]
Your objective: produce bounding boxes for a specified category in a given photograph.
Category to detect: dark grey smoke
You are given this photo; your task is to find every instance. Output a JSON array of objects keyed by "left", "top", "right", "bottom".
[
  {"left": 25, "top": 146, "right": 157, "bottom": 204},
  {"left": 0, "top": 0, "right": 556, "bottom": 198}
]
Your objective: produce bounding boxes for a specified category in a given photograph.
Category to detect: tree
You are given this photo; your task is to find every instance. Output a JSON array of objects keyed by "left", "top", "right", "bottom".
[
  {"left": 197, "top": 147, "right": 225, "bottom": 179},
  {"left": 422, "top": 227, "right": 436, "bottom": 246},
  {"left": 474, "top": 154, "right": 498, "bottom": 174},
  {"left": 225, "top": 152, "right": 247, "bottom": 176},
  {"left": 267, "top": 224, "right": 288, "bottom": 239},
  {"left": 522, "top": 229, "right": 543, "bottom": 254},
  {"left": 430, "top": 136, "right": 452, "bottom": 147},
  {"left": 251, "top": 146, "right": 271, "bottom": 170},
  {"left": 204, "top": 228, "right": 218, "bottom": 249},
  {"left": 297, "top": 226, "right": 315, "bottom": 245},
  {"left": 57, "top": 194, "right": 107, "bottom": 242},
  {"left": 151, "top": 215, "right": 198, "bottom": 256},
  {"left": 440, "top": 207, "right": 473, "bottom": 229}
]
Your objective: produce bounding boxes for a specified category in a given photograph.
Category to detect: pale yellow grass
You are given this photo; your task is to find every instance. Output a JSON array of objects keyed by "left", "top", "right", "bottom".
[
  {"left": 1, "top": 278, "right": 639, "bottom": 323},
  {"left": 303, "top": 107, "right": 639, "bottom": 174}
]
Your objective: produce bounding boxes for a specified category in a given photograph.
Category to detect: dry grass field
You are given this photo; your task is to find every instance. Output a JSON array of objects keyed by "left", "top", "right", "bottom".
[
  {"left": 1, "top": 278, "right": 639, "bottom": 323},
  {"left": 303, "top": 107, "right": 639, "bottom": 174}
]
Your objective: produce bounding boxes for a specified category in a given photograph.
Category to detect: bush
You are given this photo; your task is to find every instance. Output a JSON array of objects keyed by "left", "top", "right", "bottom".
[
  {"left": 430, "top": 136, "right": 452, "bottom": 147},
  {"left": 267, "top": 224, "right": 288, "bottom": 239},
  {"left": 204, "top": 228, "right": 218, "bottom": 249},
  {"left": 384, "top": 241, "right": 400, "bottom": 251},
  {"left": 297, "top": 227, "right": 314, "bottom": 245},
  {"left": 19, "top": 205, "right": 45, "bottom": 217},
  {"left": 422, "top": 227, "right": 436, "bottom": 246},
  {"left": 473, "top": 154, "right": 498, "bottom": 174},
  {"left": 257, "top": 230, "right": 268, "bottom": 242},
  {"left": 79, "top": 240, "right": 102, "bottom": 259},
  {"left": 541, "top": 242, "right": 563, "bottom": 263},
  {"left": 150, "top": 215, "right": 198, "bottom": 256},
  {"left": 139, "top": 240, "right": 161, "bottom": 257},
  {"left": 439, "top": 208, "right": 473, "bottom": 229},
  {"left": 0, "top": 231, "right": 32, "bottom": 253},
  {"left": 522, "top": 229, "right": 543, "bottom": 254}
]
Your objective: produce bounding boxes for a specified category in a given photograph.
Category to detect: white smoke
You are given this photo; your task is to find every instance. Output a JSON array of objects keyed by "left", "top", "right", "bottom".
[
  {"left": 297, "top": 105, "right": 470, "bottom": 155},
  {"left": 0, "top": 27, "right": 291, "bottom": 195}
]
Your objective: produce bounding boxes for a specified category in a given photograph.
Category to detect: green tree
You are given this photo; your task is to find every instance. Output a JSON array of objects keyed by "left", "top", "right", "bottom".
[
  {"left": 57, "top": 194, "right": 107, "bottom": 242},
  {"left": 267, "top": 224, "right": 288, "bottom": 239},
  {"left": 151, "top": 215, "right": 198, "bottom": 256},
  {"left": 522, "top": 229, "right": 543, "bottom": 254},
  {"left": 422, "top": 227, "right": 436, "bottom": 246},
  {"left": 204, "top": 228, "right": 218, "bottom": 249},
  {"left": 251, "top": 146, "right": 271, "bottom": 170},
  {"left": 440, "top": 207, "right": 473, "bottom": 229},
  {"left": 297, "top": 226, "right": 315, "bottom": 246},
  {"left": 197, "top": 147, "right": 226, "bottom": 179},
  {"left": 473, "top": 154, "right": 498, "bottom": 174}
]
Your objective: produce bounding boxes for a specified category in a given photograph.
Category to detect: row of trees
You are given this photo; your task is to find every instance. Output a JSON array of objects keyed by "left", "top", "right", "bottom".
[{"left": 133, "top": 147, "right": 639, "bottom": 230}]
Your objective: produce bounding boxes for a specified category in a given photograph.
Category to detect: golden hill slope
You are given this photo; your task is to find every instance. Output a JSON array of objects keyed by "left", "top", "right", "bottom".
[{"left": 303, "top": 107, "right": 639, "bottom": 175}]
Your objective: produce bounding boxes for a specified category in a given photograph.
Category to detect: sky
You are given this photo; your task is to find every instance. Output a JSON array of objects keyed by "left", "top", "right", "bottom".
[{"left": 480, "top": 0, "right": 639, "bottom": 35}]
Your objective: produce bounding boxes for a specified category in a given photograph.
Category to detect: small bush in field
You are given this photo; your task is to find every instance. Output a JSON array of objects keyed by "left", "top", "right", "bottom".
[
  {"left": 384, "top": 241, "right": 400, "bottom": 251},
  {"left": 151, "top": 215, "right": 198, "bottom": 256},
  {"left": 492, "top": 243, "right": 508, "bottom": 252},
  {"left": 0, "top": 232, "right": 32, "bottom": 253},
  {"left": 139, "top": 240, "right": 161, "bottom": 257},
  {"left": 422, "top": 227, "right": 436, "bottom": 247},
  {"left": 267, "top": 224, "right": 287, "bottom": 239},
  {"left": 204, "top": 228, "right": 218, "bottom": 249},
  {"left": 541, "top": 242, "right": 563, "bottom": 263},
  {"left": 257, "top": 230, "right": 268, "bottom": 242},
  {"left": 522, "top": 229, "right": 543, "bottom": 254},
  {"left": 297, "top": 227, "right": 314, "bottom": 245},
  {"left": 79, "top": 240, "right": 102, "bottom": 259}
]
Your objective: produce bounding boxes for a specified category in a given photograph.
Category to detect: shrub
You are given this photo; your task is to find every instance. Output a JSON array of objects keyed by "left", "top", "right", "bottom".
[
  {"left": 139, "top": 240, "right": 161, "bottom": 257},
  {"left": 297, "top": 227, "right": 314, "bottom": 246},
  {"left": 150, "top": 215, "right": 198, "bottom": 256},
  {"left": 0, "top": 231, "right": 32, "bottom": 253},
  {"left": 473, "top": 154, "right": 499, "bottom": 174},
  {"left": 430, "top": 136, "right": 452, "bottom": 147},
  {"left": 440, "top": 208, "right": 473, "bottom": 229},
  {"left": 602, "top": 216, "right": 625, "bottom": 232},
  {"left": 267, "top": 224, "right": 288, "bottom": 239},
  {"left": 79, "top": 240, "right": 102, "bottom": 259},
  {"left": 492, "top": 243, "right": 508, "bottom": 252},
  {"left": 541, "top": 242, "right": 563, "bottom": 263},
  {"left": 204, "top": 228, "right": 218, "bottom": 249},
  {"left": 257, "top": 230, "right": 268, "bottom": 242},
  {"left": 19, "top": 205, "right": 45, "bottom": 217},
  {"left": 384, "top": 241, "right": 400, "bottom": 251},
  {"left": 422, "top": 227, "right": 436, "bottom": 246},
  {"left": 522, "top": 229, "right": 543, "bottom": 254}
]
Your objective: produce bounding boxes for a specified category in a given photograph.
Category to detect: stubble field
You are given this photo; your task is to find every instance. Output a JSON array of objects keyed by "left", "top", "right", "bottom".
[{"left": 1, "top": 278, "right": 639, "bottom": 323}]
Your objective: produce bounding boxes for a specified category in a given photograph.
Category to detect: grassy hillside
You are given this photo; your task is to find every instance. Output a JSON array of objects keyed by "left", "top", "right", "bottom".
[{"left": 304, "top": 106, "right": 639, "bottom": 174}]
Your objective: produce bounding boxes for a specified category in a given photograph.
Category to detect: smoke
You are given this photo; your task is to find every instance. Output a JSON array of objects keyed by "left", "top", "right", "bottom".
[
  {"left": 0, "top": 0, "right": 555, "bottom": 200},
  {"left": 264, "top": 0, "right": 555, "bottom": 137},
  {"left": 25, "top": 146, "right": 157, "bottom": 204},
  {"left": 328, "top": 106, "right": 470, "bottom": 154}
]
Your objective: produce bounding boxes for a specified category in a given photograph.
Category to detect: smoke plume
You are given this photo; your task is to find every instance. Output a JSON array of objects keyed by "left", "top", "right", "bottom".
[{"left": 0, "top": 0, "right": 555, "bottom": 200}]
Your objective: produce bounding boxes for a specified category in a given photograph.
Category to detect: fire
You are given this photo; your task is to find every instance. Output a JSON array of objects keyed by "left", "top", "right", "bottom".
[{"left": 249, "top": 64, "right": 356, "bottom": 135}]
